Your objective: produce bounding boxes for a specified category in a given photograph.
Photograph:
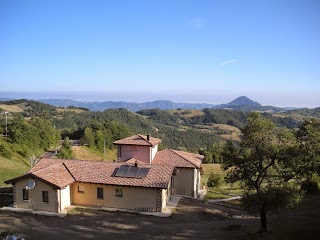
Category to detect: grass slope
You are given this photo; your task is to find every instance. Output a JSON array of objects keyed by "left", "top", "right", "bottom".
[
  {"left": 72, "top": 146, "right": 116, "bottom": 162},
  {"left": 0, "top": 154, "right": 30, "bottom": 186},
  {"left": 201, "top": 163, "right": 242, "bottom": 200},
  {"left": 0, "top": 104, "right": 24, "bottom": 112}
]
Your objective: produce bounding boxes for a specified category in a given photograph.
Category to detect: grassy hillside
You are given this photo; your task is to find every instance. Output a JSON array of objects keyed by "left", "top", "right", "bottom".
[
  {"left": 56, "top": 108, "right": 86, "bottom": 113},
  {"left": 201, "top": 163, "right": 242, "bottom": 200},
  {"left": 0, "top": 104, "right": 24, "bottom": 112},
  {"left": 72, "top": 146, "right": 117, "bottom": 162},
  {"left": 0, "top": 154, "right": 30, "bottom": 186}
]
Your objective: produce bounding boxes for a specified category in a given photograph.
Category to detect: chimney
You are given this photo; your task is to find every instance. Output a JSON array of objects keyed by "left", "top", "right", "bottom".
[
  {"left": 147, "top": 134, "right": 150, "bottom": 141},
  {"left": 134, "top": 161, "right": 138, "bottom": 167}
]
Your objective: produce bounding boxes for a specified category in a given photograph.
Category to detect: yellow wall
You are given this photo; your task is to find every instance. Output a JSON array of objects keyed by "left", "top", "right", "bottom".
[
  {"left": 71, "top": 182, "right": 163, "bottom": 212},
  {"left": 14, "top": 178, "right": 58, "bottom": 212}
]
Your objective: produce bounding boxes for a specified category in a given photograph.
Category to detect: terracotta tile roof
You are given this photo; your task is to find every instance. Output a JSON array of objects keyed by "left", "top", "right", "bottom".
[
  {"left": 31, "top": 163, "right": 75, "bottom": 188},
  {"left": 6, "top": 161, "right": 75, "bottom": 189},
  {"left": 6, "top": 158, "right": 174, "bottom": 189},
  {"left": 125, "top": 158, "right": 148, "bottom": 165},
  {"left": 153, "top": 149, "right": 203, "bottom": 168},
  {"left": 113, "top": 134, "right": 161, "bottom": 146}
]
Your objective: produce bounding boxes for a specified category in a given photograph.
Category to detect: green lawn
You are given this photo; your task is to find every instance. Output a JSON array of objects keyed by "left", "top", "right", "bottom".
[
  {"left": 201, "top": 163, "right": 243, "bottom": 200},
  {"left": 0, "top": 154, "right": 30, "bottom": 187},
  {"left": 72, "top": 146, "right": 117, "bottom": 161}
]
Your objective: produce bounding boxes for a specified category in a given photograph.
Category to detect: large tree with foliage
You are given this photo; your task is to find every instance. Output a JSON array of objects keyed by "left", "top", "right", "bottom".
[
  {"left": 222, "top": 112, "right": 303, "bottom": 232},
  {"left": 57, "top": 137, "right": 73, "bottom": 159},
  {"left": 8, "top": 116, "right": 60, "bottom": 157},
  {"left": 295, "top": 118, "right": 320, "bottom": 180},
  {"left": 80, "top": 120, "right": 132, "bottom": 152}
]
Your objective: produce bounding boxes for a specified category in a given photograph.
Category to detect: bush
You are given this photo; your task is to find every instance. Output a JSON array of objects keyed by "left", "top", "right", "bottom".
[
  {"left": 207, "top": 173, "right": 223, "bottom": 188},
  {"left": 16, "top": 145, "right": 32, "bottom": 158},
  {"left": 301, "top": 179, "right": 319, "bottom": 194},
  {"left": 0, "top": 144, "right": 13, "bottom": 158}
]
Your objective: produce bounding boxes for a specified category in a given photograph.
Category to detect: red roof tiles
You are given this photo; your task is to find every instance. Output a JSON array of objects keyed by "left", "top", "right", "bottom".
[
  {"left": 153, "top": 149, "right": 203, "bottom": 168},
  {"left": 6, "top": 158, "right": 174, "bottom": 189},
  {"left": 113, "top": 134, "right": 161, "bottom": 146}
]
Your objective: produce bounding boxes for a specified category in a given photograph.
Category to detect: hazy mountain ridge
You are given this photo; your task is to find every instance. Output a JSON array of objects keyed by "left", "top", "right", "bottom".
[
  {"left": 0, "top": 96, "right": 312, "bottom": 113},
  {"left": 36, "top": 96, "right": 290, "bottom": 112},
  {"left": 37, "top": 99, "right": 217, "bottom": 111}
]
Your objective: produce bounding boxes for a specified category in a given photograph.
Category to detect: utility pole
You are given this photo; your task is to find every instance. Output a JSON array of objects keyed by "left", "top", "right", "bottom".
[
  {"left": 4, "top": 111, "right": 9, "bottom": 137},
  {"left": 104, "top": 139, "right": 106, "bottom": 160}
]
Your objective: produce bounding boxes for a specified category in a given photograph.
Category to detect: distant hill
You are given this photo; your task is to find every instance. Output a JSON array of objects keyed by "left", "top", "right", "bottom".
[
  {"left": 216, "top": 96, "right": 261, "bottom": 108},
  {"left": 37, "top": 99, "right": 217, "bottom": 111},
  {"left": 214, "top": 96, "right": 286, "bottom": 113},
  {"left": 0, "top": 96, "right": 312, "bottom": 113},
  {"left": 276, "top": 107, "right": 320, "bottom": 121}
]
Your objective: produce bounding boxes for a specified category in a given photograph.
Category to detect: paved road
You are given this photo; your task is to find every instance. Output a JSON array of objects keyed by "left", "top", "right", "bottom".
[{"left": 40, "top": 151, "right": 57, "bottom": 158}]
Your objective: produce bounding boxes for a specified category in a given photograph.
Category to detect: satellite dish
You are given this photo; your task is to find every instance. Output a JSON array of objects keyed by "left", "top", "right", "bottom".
[{"left": 26, "top": 179, "right": 36, "bottom": 190}]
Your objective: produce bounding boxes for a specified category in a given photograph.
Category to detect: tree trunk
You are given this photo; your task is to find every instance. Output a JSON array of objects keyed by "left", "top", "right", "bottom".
[{"left": 260, "top": 205, "right": 267, "bottom": 232}]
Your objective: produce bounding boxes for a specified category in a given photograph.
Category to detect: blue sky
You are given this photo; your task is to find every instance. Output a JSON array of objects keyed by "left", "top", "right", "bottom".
[{"left": 1, "top": 0, "right": 319, "bottom": 107}]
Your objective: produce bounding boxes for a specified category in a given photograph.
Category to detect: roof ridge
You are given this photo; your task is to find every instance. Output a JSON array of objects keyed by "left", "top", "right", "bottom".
[
  {"left": 62, "top": 162, "right": 77, "bottom": 181},
  {"left": 137, "top": 134, "right": 152, "bottom": 145},
  {"left": 30, "top": 161, "right": 62, "bottom": 174},
  {"left": 169, "top": 149, "right": 198, "bottom": 168}
]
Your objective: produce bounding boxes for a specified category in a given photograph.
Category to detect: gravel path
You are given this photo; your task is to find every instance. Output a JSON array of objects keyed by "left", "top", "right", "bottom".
[{"left": 0, "top": 198, "right": 259, "bottom": 240}]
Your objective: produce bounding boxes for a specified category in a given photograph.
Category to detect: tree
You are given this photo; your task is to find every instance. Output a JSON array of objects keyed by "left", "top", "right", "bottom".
[
  {"left": 207, "top": 173, "right": 223, "bottom": 188},
  {"left": 57, "top": 137, "right": 73, "bottom": 159},
  {"left": 295, "top": 118, "right": 320, "bottom": 180},
  {"left": 222, "top": 112, "right": 303, "bottom": 232},
  {"left": 81, "top": 127, "right": 95, "bottom": 148}
]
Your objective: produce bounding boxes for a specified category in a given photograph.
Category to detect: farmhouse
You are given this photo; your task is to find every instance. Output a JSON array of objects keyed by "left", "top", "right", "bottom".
[{"left": 5, "top": 134, "right": 203, "bottom": 213}]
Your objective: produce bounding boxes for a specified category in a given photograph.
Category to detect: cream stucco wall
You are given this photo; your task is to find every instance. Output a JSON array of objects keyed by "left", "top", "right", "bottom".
[
  {"left": 150, "top": 144, "right": 158, "bottom": 162},
  {"left": 193, "top": 169, "right": 201, "bottom": 197},
  {"left": 161, "top": 178, "right": 171, "bottom": 209},
  {"left": 14, "top": 178, "right": 58, "bottom": 212},
  {"left": 71, "top": 182, "right": 164, "bottom": 212},
  {"left": 118, "top": 145, "right": 151, "bottom": 163},
  {"left": 59, "top": 185, "right": 71, "bottom": 212}
]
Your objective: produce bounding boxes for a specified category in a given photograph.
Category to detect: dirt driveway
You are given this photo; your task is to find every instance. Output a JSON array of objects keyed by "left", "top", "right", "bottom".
[{"left": 0, "top": 198, "right": 259, "bottom": 240}]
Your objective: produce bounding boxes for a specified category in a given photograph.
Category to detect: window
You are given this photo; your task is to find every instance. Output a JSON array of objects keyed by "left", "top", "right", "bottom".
[
  {"left": 97, "top": 187, "right": 104, "bottom": 199},
  {"left": 42, "top": 191, "right": 49, "bottom": 203},
  {"left": 115, "top": 189, "right": 123, "bottom": 197},
  {"left": 23, "top": 189, "right": 29, "bottom": 201},
  {"left": 78, "top": 185, "right": 84, "bottom": 193}
]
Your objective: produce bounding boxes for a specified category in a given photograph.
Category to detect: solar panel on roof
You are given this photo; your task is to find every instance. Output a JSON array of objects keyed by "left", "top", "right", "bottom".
[
  {"left": 136, "top": 168, "right": 149, "bottom": 178},
  {"left": 126, "top": 166, "right": 139, "bottom": 178},
  {"left": 115, "top": 165, "right": 149, "bottom": 178},
  {"left": 115, "top": 165, "right": 130, "bottom": 177}
]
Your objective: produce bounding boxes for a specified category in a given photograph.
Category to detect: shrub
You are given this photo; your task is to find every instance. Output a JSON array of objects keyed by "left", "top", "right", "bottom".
[
  {"left": 207, "top": 173, "right": 223, "bottom": 188},
  {"left": 301, "top": 179, "right": 319, "bottom": 194},
  {"left": 0, "top": 144, "right": 13, "bottom": 158}
]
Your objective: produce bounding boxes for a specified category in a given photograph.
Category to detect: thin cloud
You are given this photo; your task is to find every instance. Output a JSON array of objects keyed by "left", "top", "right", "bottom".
[
  {"left": 190, "top": 18, "right": 207, "bottom": 29},
  {"left": 220, "top": 59, "right": 239, "bottom": 66}
]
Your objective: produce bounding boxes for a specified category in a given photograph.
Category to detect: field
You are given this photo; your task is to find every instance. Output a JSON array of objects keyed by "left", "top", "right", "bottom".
[
  {"left": 201, "top": 164, "right": 243, "bottom": 200},
  {"left": 0, "top": 155, "right": 30, "bottom": 187},
  {"left": 0, "top": 104, "right": 24, "bottom": 113},
  {"left": 192, "top": 124, "right": 241, "bottom": 141},
  {"left": 56, "top": 108, "right": 86, "bottom": 113},
  {"left": 72, "top": 146, "right": 117, "bottom": 162},
  {"left": 169, "top": 109, "right": 204, "bottom": 117}
]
